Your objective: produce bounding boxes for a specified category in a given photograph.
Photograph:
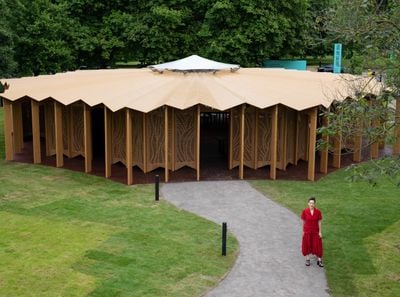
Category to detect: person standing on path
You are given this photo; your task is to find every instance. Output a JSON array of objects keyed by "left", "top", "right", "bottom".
[{"left": 301, "top": 197, "right": 324, "bottom": 267}]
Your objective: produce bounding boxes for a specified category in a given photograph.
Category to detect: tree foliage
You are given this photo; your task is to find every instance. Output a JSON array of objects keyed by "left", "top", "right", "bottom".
[
  {"left": 1, "top": 0, "right": 314, "bottom": 77},
  {"left": 320, "top": 0, "right": 400, "bottom": 184}
]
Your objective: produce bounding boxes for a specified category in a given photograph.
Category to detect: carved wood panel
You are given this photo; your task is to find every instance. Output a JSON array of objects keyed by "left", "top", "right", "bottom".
[
  {"left": 297, "top": 112, "right": 309, "bottom": 161},
  {"left": 244, "top": 106, "right": 256, "bottom": 169},
  {"left": 277, "top": 106, "right": 287, "bottom": 170},
  {"left": 146, "top": 107, "right": 165, "bottom": 172},
  {"left": 174, "top": 107, "right": 196, "bottom": 171},
  {"left": 112, "top": 110, "right": 126, "bottom": 165},
  {"left": 44, "top": 102, "right": 56, "bottom": 156},
  {"left": 132, "top": 111, "right": 144, "bottom": 171},
  {"left": 286, "top": 108, "right": 297, "bottom": 166},
  {"left": 257, "top": 108, "right": 272, "bottom": 168},
  {"left": 230, "top": 106, "right": 241, "bottom": 168}
]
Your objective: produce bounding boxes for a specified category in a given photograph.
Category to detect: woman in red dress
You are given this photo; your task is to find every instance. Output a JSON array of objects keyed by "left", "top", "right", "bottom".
[{"left": 301, "top": 197, "right": 324, "bottom": 267}]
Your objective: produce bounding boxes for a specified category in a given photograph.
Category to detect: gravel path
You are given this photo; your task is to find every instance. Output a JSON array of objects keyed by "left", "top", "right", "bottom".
[{"left": 162, "top": 180, "right": 330, "bottom": 297}]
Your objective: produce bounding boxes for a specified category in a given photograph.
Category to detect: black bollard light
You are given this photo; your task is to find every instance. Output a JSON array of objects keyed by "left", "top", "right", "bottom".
[
  {"left": 155, "top": 175, "right": 160, "bottom": 201},
  {"left": 222, "top": 222, "right": 227, "bottom": 256}
]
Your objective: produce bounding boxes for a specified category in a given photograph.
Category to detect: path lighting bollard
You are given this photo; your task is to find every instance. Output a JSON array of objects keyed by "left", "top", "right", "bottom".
[
  {"left": 155, "top": 175, "right": 160, "bottom": 201},
  {"left": 222, "top": 222, "right": 227, "bottom": 256}
]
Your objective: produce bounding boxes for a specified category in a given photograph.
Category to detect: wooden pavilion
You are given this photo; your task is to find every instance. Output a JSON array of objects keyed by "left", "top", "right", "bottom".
[{"left": 1, "top": 56, "right": 398, "bottom": 184}]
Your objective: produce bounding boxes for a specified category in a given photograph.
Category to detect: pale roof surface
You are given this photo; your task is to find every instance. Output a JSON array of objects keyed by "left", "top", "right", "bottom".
[
  {"left": 1, "top": 67, "right": 381, "bottom": 113},
  {"left": 148, "top": 55, "right": 240, "bottom": 72}
]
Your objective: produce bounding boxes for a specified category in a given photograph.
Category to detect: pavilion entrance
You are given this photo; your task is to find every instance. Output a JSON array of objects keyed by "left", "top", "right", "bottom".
[{"left": 200, "top": 112, "right": 230, "bottom": 175}]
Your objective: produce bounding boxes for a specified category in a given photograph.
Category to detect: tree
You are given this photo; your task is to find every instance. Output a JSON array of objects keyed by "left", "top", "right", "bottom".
[
  {"left": 319, "top": 0, "right": 400, "bottom": 185},
  {"left": 198, "top": 0, "right": 310, "bottom": 66},
  {"left": 11, "top": 0, "right": 79, "bottom": 75},
  {"left": 0, "top": 0, "right": 17, "bottom": 77}
]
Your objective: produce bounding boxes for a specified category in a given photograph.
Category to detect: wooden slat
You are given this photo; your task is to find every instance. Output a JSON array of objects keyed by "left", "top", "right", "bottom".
[
  {"left": 67, "top": 107, "right": 73, "bottom": 157},
  {"left": 394, "top": 97, "right": 400, "bottom": 155},
  {"left": 281, "top": 107, "right": 288, "bottom": 170},
  {"left": 31, "top": 100, "right": 41, "bottom": 164},
  {"left": 164, "top": 106, "right": 169, "bottom": 182},
  {"left": 126, "top": 108, "right": 133, "bottom": 185},
  {"left": 307, "top": 107, "right": 317, "bottom": 181},
  {"left": 143, "top": 113, "right": 147, "bottom": 173},
  {"left": 54, "top": 101, "right": 64, "bottom": 167},
  {"left": 239, "top": 104, "right": 245, "bottom": 179},
  {"left": 320, "top": 112, "right": 329, "bottom": 174},
  {"left": 13, "top": 102, "right": 23, "bottom": 153},
  {"left": 171, "top": 108, "right": 175, "bottom": 171},
  {"left": 83, "top": 104, "right": 92, "bottom": 173},
  {"left": 196, "top": 105, "right": 200, "bottom": 181},
  {"left": 270, "top": 105, "right": 278, "bottom": 180},
  {"left": 44, "top": 103, "right": 52, "bottom": 156},
  {"left": 353, "top": 118, "right": 363, "bottom": 162},
  {"left": 229, "top": 109, "right": 234, "bottom": 169},
  {"left": 254, "top": 108, "right": 259, "bottom": 169},
  {"left": 294, "top": 112, "right": 300, "bottom": 165},
  {"left": 3, "top": 100, "right": 14, "bottom": 161},
  {"left": 104, "top": 107, "right": 112, "bottom": 178}
]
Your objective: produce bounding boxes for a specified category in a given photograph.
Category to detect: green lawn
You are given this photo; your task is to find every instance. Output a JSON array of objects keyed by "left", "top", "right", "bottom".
[
  {"left": 251, "top": 165, "right": 400, "bottom": 297},
  {"left": 0, "top": 162, "right": 238, "bottom": 296}
]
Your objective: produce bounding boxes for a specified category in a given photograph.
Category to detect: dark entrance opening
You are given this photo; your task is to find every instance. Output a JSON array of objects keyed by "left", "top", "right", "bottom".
[
  {"left": 91, "top": 107, "right": 105, "bottom": 159},
  {"left": 200, "top": 112, "right": 230, "bottom": 174}
]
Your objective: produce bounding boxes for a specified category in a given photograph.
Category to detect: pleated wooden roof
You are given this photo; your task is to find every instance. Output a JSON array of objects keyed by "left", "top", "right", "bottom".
[{"left": 1, "top": 66, "right": 381, "bottom": 113}]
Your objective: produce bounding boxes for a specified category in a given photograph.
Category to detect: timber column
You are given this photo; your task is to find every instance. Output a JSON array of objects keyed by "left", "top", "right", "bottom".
[
  {"left": 307, "top": 107, "right": 318, "bottom": 181},
  {"left": 270, "top": 105, "right": 278, "bottom": 180},
  {"left": 3, "top": 99, "right": 14, "bottom": 161}
]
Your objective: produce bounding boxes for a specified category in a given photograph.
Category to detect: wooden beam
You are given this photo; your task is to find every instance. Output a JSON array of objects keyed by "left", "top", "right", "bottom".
[
  {"left": 294, "top": 112, "right": 300, "bottom": 165},
  {"left": 54, "top": 101, "right": 64, "bottom": 167},
  {"left": 281, "top": 107, "right": 288, "bottom": 170},
  {"left": 3, "top": 99, "right": 14, "bottom": 161},
  {"left": 239, "top": 104, "right": 245, "bottom": 179},
  {"left": 83, "top": 104, "right": 92, "bottom": 173},
  {"left": 307, "top": 107, "right": 318, "bottom": 181},
  {"left": 270, "top": 105, "right": 278, "bottom": 180},
  {"left": 164, "top": 106, "right": 169, "bottom": 182},
  {"left": 320, "top": 111, "right": 329, "bottom": 174},
  {"left": 171, "top": 108, "right": 175, "bottom": 171},
  {"left": 229, "top": 109, "right": 234, "bottom": 169},
  {"left": 196, "top": 105, "right": 201, "bottom": 181},
  {"left": 67, "top": 107, "right": 73, "bottom": 158},
  {"left": 353, "top": 118, "right": 363, "bottom": 162},
  {"left": 31, "top": 100, "right": 41, "bottom": 164},
  {"left": 394, "top": 97, "right": 400, "bottom": 155},
  {"left": 254, "top": 108, "right": 259, "bottom": 169},
  {"left": 13, "top": 102, "right": 23, "bottom": 153},
  {"left": 126, "top": 108, "right": 133, "bottom": 185},
  {"left": 44, "top": 103, "right": 52, "bottom": 156},
  {"left": 104, "top": 106, "right": 112, "bottom": 178},
  {"left": 143, "top": 113, "right": 147, "bottom": 173}
]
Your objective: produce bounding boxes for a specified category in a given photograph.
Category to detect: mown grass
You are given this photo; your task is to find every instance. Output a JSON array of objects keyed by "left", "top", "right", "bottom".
[
  {"left": 0, "top": 162, "right": 238, "bottom": 296},
  {"left": 251, "top": 165, "right": 400, "bottom": 297}
]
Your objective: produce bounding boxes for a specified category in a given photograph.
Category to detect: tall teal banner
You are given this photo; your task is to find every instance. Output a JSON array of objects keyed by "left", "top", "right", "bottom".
[{"left": 333, "top": 43, "right": 342, "bottom": 73}]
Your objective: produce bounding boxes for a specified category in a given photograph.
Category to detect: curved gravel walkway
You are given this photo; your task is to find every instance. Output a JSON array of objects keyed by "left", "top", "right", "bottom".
[{"left": 161, "top": 180, "right": 330, "bottom": 297}]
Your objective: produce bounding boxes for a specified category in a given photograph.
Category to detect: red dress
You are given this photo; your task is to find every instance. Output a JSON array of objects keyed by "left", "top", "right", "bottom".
[{"left": 301, "top": 207, "right": 323, "bottom": 257}]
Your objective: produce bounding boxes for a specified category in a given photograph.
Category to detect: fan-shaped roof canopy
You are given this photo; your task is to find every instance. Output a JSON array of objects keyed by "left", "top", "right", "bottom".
[
  {"left": 1, "top": 57, "right": 382, "bottom": 113},
  {"left": 148, "top": 55, "right": 240, "bottom": 72}
]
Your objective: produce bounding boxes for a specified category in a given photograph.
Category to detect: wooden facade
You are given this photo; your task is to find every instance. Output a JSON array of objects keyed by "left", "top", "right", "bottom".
[{"left": 4, "top": 98, "right": 393, "bottom": 184}]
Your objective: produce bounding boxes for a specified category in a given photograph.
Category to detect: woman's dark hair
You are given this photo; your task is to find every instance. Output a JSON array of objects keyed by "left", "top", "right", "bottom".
[{"left": 308, "top": 197, "right": 316, "bottom": 203}]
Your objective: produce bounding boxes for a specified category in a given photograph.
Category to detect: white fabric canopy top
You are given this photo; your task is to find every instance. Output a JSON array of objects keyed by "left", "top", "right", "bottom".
[
  {"left": 148, "top": 55, "right": 240, "bottom": 72},
  {"left": 1, "top": 56, "right": 382, "bottom": 113}
]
